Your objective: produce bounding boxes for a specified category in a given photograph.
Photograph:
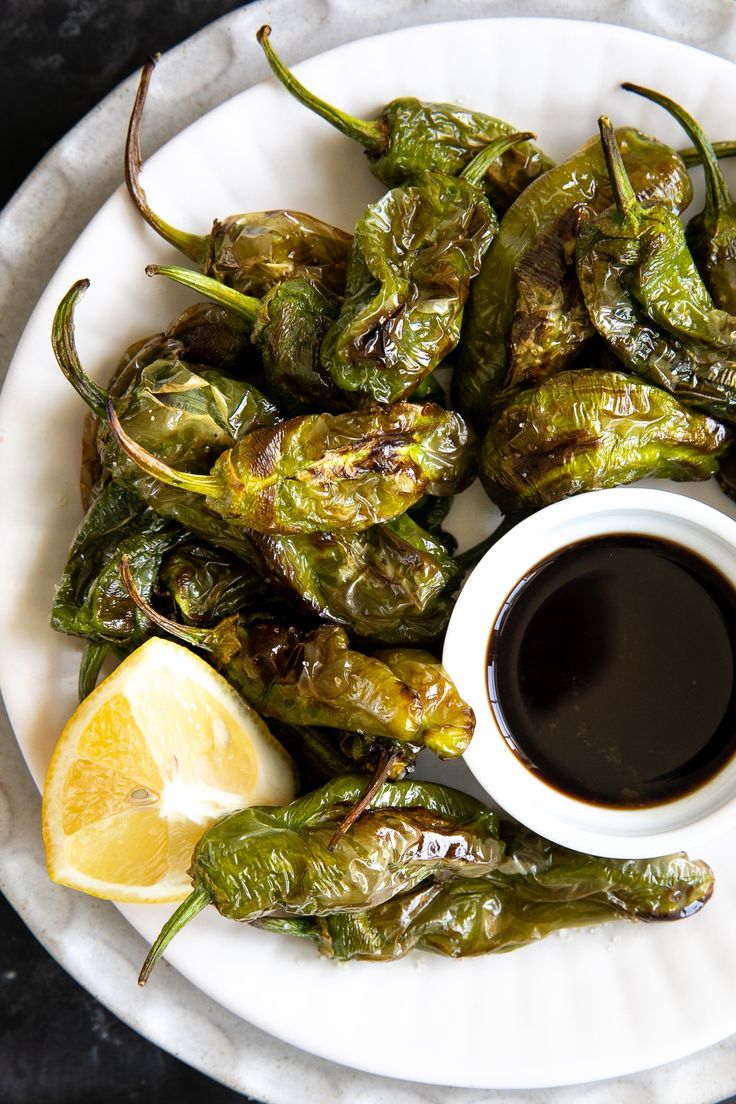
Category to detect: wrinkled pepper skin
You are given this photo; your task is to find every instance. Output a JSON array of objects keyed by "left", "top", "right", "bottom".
[
  {"left": 456, "top": 127, "right": 693, "bottom": 424},
  {"left": 109, "top": 401, "right": 476, "bottom": 534},
  {"left": 149, "top": 263, "right": 350, "bottom": 416},
  {"left": 79, "top": 300, "right": 259, "bottom": 508},
  {"left": 158, "top": 541, "right": 276, "bottom": 625},
  {"left": 320, "top": 140, "right": 509, "bottom": 403},
  {"left": 623, "top": 83, "right": 736, "bottom": 314},
  {"left": 251, "top": 278, "right": 343, "bottom": 414},
  {"left": 55, "top": 285, "right": 464, "bottom": 641},
  {"left": 479, "top": 369, "right": 730, "bottom": 513},
  {"left": 138, "top": 776, "right": 503, "bottom": 982},
  {"left": 268, "top": 824, "right": 713, "bottom": 960},
  {"left": 51, "top": 482, "right": 185, "bottom": 648},
  {"left": 250, "top": 513, "right": 460, "bottom": 644},
  {"left": 257, "top": 25, "right": 552, "bottom": 211},
  {"left": 126, "top": 57, "right": 352, "bottom": 298},
  {"left": 576, "top": 120, "right": 736, "bottom": 424}
]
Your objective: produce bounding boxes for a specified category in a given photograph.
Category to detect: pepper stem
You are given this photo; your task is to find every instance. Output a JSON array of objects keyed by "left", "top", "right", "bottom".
[
  {"left": 78, "top": 639, "right": 111, "bottom": 702},
  {"left": 461, "top": 131, "right": 536, "bottom": 189},
  {"left": 598, "top": 116, "right": 639, "bottom": 221},
  {"left": 138, "top": 886, "right": 210, "bottom": 985},
  {"left": 257, "top": 25, "right": 384, "bottom": 153},
  {"left": 106, "top": 398, "right": 224, "bottom": 499},
  {"left": 680, "top": 140, "right": 736, "bottom": 167},
  {"left": 622, "top": 83, "right": 733, "bottom": 218},
  {"left": 326, "top": 750, "right": 401, "bottom": 851},
  {"left": 125, "top": 57, "right": 210, "bottom": 266},
  {"left": 146, "top": 264, "right": 259, "bottom": 326},
  {"left": 119, "top": 554, "right": 217, "bottom": 653},
  {"left": 51, "top": 281, "right": 109, "bottom": 419}
]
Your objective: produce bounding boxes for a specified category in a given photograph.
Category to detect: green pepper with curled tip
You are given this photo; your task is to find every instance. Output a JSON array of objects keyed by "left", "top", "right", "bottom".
[
  {"left": 52, "top": 280, "right": 277, "bottom": 566},
  {"left": 250, "top": 512, "right": 459, "bottom": 645},
  {"left": 121, "top": 560, "right": 474, "bottom": 758},
  {"left": 456, "top": 125, "right": 694, "bottom": 424},
  {"left": 126, "top": 56, "right": 352, "bottom": 298},
  {"left": 107, "top": 396, "right": 475, "bottom": 535},
  {"left": 576, "top": 119, "right": 736, "bottom": 423},
  {"left": 257, "top": 25, "right": 552, "bottom": 210},
  {"left": 263, "top": 823, "right": 713, "bottom": 960},
  {"left": 319, "top": 133, "right": 530, "bottom": 405},
  {"left": 479, "top": 369, "right": 730, "bottom": 514},
  {"left": 138, "top": 775, "right": 503, "bottom": 984},
  {"left": 623, "top": 83, "right": 736, "bottom": 314},
  {"left": 79, "top": 299, "right": 261, "bottom": 508}
]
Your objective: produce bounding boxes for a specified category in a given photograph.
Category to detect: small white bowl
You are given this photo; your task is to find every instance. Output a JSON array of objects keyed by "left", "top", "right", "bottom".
[{"left": 442, "top": 487, "right": 736, "bottom": 858}]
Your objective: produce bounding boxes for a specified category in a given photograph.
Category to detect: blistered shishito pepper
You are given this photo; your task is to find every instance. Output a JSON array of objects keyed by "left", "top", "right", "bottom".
[
  {"left": 121, "top": 560, "right": 474, "bottom": 758},
  {"left": 623, "top": 83, "right": 736, "bottom": 314},
  {"left": 158, "top": 541, "right": 276, "bottom": 625},
  {"left": 137, "top": 775, "right": 502, "bottom": 984},
  {"left": 479, "top": 369, "right": 730, "bottom": 513},
  {"left": 79, "top": 299, "right": 260, "bottom": 508},
  {"left": 320, "top": 133, "right": 531, "bottom": 404},
  {"left": 263, "top": 824, "right": 713, "bottom": 960},
  {"left": 250, "top": 512, "right": 459, "bottom": 644},
  {"left": 147, "top": 262, "right": 345, "bottom": 415},
  {"left": 126, "top": 56, "right": 352, "bottom": 298},
  {"left": 108, "top": 396, "right": 475, "bottom": 535},
  {"left": 52, "top": 280, "right": 275, "bottom": 566},
  {"left": 51, "top": 482, "right": 186, "bottom": 698},
  {"left": 55, "top": 285, "right": 461, "bottom": 641},
  {"left": 456, "top": 126, "right": 693, "bottom": 424},
  {"left": 257, "top": 25, "right": 552, "bottom": 210},
  {"left": 576, "top": 119, "right": 736, "bottom": 423}
]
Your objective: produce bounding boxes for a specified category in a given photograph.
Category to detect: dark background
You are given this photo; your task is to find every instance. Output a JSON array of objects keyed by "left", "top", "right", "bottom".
[
  {"left": 1, "top": 8, "right": 261, "bottom": 1103},
  {"left": 4, "top": 2, "right": 736, "bottom": 1103}
]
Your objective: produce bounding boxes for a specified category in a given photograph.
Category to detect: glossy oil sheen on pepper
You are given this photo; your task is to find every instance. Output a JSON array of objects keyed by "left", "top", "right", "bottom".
[{"left": 487, "top": 534, "right": 736, "bottom": 807}]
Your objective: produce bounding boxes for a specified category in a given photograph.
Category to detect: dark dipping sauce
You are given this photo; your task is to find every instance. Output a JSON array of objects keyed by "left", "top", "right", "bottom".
[{"left": 487, "top": 534, "right": 736, "bottom": 807}]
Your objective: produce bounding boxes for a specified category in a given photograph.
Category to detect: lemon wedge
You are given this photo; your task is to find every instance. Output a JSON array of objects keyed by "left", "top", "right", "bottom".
[{"left": 42, "top": 637, "right": 297, "bottom": 902}]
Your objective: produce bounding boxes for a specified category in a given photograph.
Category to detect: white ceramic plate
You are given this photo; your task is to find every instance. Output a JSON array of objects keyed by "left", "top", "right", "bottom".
[{"left": 3, "top": 17, "right": 736, "bottom": 1090}]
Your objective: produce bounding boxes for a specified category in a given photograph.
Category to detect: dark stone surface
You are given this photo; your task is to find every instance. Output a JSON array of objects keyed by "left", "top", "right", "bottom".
[
  {"left": 1, "top": 0, "right": 254, "bottom": 209},
  {"left": 2, "top": 12, "right": 261, "bottom": 1102},
  {"left": 0, "top": 890, "right": 255, "bottom": 1103}
]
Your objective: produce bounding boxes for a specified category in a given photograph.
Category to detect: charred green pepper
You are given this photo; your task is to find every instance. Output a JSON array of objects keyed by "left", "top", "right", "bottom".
[
  {"left": 51, "top": 482, "right": 187, "bottom": 698},
  {"left": 249, "top": 512, "right": 459, "bottom": 644},
  {"left": 55, "top": 284, "right": 459, "bottom": 640},
  {"left": 53, "top": 280, "right": 276, "bottom": 565},
  {"left": 138, "top": 775, "right": 502, "bottom": 983},
  {"left": 147, "top": 263, "right": 347, "bottom": 415},
  {"left": 456, "top": 126, "right": 693, "bottom": 424},
  {"left": 623, "top": 83, "right": 736, "bottom": 314},
  {"left": 121, "top": 560, "right": 474, "bottom": 758},
  {"left": 265, "top": 824, "right": 713, "bottom": 960},
  {"left": 320, "top": 133, "right": 530, "bottom": 404},
  {"left": 479, "top": 369, "right": 730, "bottom": 513},
  {"left": 258, "top": 25, "right": 552, "bottom": 209},
  {"left": 576, "top": 119, "right": 736, "bottom": 423},
  {"left": 126, "top": 56, "right": 352, "bottom": 298},
  {"left": 159, "top": 541, "right": 275, "bottom": 625},
  {"left": 107, "top": 396, "right": 475, "bottom": 534}
]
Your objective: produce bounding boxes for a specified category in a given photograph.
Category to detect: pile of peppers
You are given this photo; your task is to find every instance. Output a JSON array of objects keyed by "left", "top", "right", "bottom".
[{"left": 48, "top": 32, "right": 727, "bottom": 976}]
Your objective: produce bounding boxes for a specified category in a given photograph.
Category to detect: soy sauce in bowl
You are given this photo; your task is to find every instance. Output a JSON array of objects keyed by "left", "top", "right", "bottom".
[{"left": 487, "top": 534, "right": 736, "bottom": 808}]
